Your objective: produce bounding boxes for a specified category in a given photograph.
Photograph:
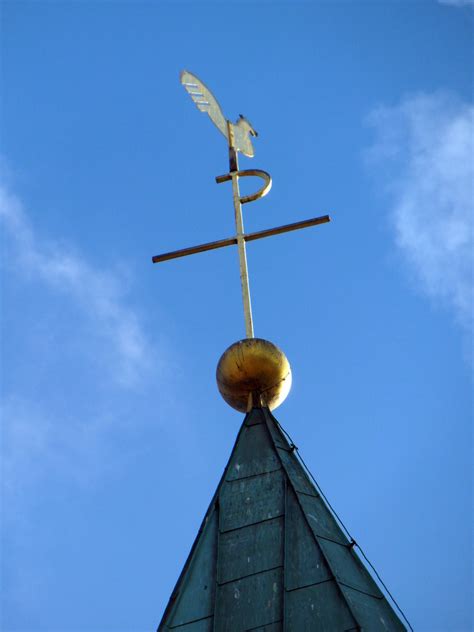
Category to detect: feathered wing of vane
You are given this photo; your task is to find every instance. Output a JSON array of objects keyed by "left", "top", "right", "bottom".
[
  {"left": 180, "top": 70, "right": 228, "bottom": 141},
  {"left": 180, "top": 70, "right": 257, "bottom": 158}
]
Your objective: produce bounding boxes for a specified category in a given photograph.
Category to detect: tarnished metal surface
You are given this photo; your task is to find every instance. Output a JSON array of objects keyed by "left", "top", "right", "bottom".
[
  {"left": 216, "top": 338, "right": 292, "bottom": 412},
  {"left": 285, "top": 581, "right": 356, "bottom": 630},
  {"left": 285, "top": 486, "right": 332, "bottom": 590},
  {"left": 218, "top": 517, "right": 283, "bottom": 584},
  {"left": 165, "top": 509, "right": 217, "bottom": 629},
  {"left": 152, "top": 215, "right": 329, "bottom": 264},
  {"left": 219, "top": 469, "right": 285, "bottom": 533},
  {"left": 318, "top": 536, "right": 383, "bottom": 597},
  {"left": 340, "top": 583, "right": 407, "bottom": 631},
  {"left": 225, "top": 419, "right": 281, "bottom": 481},
  {"left": 166, "top": 618, "right": 213, "bottom": 632},
  {"left": 215, "top": 568, "right": 283, "bottom": 631},
  {"left": 157, "top": 408, "right": 406, "bottom": 631}
]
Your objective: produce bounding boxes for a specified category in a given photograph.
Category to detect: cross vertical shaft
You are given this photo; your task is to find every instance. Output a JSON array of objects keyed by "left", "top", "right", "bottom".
[
  {"left": 228, "top": 123, "right": 254, "bottom": 339},
  {"left": 231, "top": 166, "right": 254, "bottom": 339}
]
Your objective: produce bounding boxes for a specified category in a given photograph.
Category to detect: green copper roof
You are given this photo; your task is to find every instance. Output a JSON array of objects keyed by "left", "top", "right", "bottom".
[{"left": 158, "top": 407, "right": 406, "bottom": 631}]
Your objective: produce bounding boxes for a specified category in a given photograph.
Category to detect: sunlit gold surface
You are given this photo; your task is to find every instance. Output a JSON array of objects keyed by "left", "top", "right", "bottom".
[
  {"left": 216, "top": 169, "right": 272, "bottom": 204},
  {"left": 180, "top": 70, "right": 257, "bottom": 157},
  {"left": 216, "top": 338, "right": 292, "bottom": 412}
]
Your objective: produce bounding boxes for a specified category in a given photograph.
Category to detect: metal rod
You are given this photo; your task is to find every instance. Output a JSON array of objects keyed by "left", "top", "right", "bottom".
[
  {"left": 229, "top": 134, "right": 254, "bottom": 339},
  {"left": 152, "top": 236, "right": 237, "bottom": 263},
  {"left": 244, "top": 214, "right": 330, "bottom": 243},
  {"left": 152, "top": 215, "right": 331, "bottom": 264}
]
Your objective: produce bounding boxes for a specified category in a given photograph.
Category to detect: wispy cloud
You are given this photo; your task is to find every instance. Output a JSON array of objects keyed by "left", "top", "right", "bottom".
[
  {"left": 0, "top": 180, "right": 175, "bottom": 501},
  {"left": 0, "top": 185, "right": 151, "bottom": 387},
  {"left": 366, "top": 92, "right": 473, "bottom": 331},
  {"left": 0, "top": 179, "right": 183, "bottom": 623}
]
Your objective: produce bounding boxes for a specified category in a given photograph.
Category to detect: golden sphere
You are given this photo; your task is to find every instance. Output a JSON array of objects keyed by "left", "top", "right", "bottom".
[{"left": 216, "top": 338, "right": 292, "bottom": 412}]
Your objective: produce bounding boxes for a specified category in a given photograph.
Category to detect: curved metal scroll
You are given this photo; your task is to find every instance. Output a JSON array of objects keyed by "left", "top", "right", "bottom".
[{"left": 215, "top": 169, "right": 272, "bottom": 204}]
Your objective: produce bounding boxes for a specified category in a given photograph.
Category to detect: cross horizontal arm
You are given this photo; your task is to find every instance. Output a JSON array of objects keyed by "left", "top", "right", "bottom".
[
  {"left": 244, "top": 214, "right": 330, "bottom": 244},
  {"left": 152, "top": 214, "right": 330, "bottom": 264},
  {"left": 152, "top": 235, "right": 237, "bottom": 263}
]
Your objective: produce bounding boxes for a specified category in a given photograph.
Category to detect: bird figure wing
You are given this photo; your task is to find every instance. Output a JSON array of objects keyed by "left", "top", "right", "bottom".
[{"left": 180, "top": 70, "right": 228, "bottom": 141}]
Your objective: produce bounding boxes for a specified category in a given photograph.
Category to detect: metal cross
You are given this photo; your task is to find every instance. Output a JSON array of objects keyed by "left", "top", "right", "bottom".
[{"left": 152, "top": 71, "right": 330, "bottom": 339}]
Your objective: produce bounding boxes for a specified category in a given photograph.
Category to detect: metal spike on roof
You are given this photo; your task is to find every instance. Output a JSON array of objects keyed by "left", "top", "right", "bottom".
[{"left": 158, "top": 408, "right": 407, "bottom": 631}]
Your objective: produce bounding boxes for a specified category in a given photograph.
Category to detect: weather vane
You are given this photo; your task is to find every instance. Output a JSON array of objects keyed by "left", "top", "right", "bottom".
[{"left": 152, "top": 70, "right": 331, "bottom": 412}]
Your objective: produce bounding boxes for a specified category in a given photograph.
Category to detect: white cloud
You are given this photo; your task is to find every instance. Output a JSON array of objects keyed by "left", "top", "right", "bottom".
[
  {"left": 0, "top": 180, "right": 186, "bottom": 621},
  {"left": 366, "top": 92, "right": 473, "bottom": 331},
  {"left": 0, "top": 184, "right": 151, "bottom": 387},
  {"left": 0, "top": 180, "right": 178, "bottom": 505}
]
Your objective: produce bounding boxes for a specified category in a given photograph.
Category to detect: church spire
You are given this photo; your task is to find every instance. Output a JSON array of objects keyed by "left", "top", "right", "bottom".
[
  {"left": 153, "top": 71, "right": 409, "bottom": 631},
  {"left": 158, "top": 407, "right": 406, "bottom": 631}
]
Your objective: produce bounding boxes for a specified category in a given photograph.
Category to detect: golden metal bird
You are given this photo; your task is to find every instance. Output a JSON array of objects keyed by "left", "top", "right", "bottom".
[{"left": 180, "top": 70, "right": 258, "bottom": 158}]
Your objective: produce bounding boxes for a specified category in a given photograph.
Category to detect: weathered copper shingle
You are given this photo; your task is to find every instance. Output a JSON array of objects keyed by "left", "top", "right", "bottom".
[{"left": 158, "top": 408, "right": 406, "bottom": 631}]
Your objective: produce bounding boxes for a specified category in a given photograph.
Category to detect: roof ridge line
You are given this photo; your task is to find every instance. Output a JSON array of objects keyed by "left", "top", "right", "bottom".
[
  {"left": 264, "top": 408, "right": 410, "bottom": 629},
  {"left": 261, "top": 407, "right": 363, "bottom": 630},
  {"left": 157, "top": 412, "right": 255, "bottom": 631}
]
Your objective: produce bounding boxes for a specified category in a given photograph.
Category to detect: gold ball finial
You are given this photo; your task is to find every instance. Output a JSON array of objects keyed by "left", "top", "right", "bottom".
[{"left": 216, "top": 338, "right": 292, "bottom": 412}]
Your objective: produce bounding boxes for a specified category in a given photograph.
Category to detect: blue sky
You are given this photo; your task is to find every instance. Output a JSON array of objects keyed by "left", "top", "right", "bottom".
[{"left": 1, "top": 1, "right": 472, "bottom": 631}]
